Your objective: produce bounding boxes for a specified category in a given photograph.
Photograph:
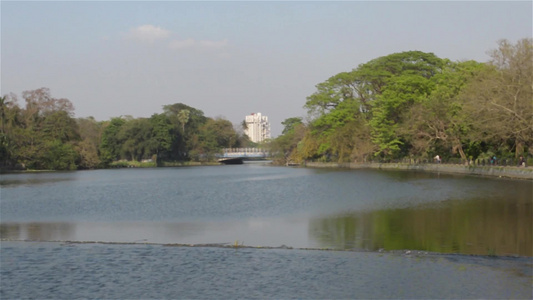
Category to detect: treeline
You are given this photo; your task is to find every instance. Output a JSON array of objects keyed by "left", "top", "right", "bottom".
[
  {"left": 0, "top": 90, "right": 251, "bottom": 170},
  {"left": 269, "top": 39, "right": 532, "bottom": 165}
]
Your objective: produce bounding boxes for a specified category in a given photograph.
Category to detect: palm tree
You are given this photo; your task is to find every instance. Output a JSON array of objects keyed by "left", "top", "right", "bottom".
[{"left": 177, "top": 109, "right": 190, "bottom": 133}]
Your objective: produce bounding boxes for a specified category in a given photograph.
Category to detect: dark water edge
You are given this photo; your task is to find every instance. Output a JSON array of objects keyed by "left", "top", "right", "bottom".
[{"left": 1, "top": 241, "right": 532, "bottom": 299}]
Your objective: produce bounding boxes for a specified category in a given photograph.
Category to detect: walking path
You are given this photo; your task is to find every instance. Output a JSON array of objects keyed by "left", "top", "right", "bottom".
[{"left": 304, "top": 162, "right": 533, "bottom": 180}]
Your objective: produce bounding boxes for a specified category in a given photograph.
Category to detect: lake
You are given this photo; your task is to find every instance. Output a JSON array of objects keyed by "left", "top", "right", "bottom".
[{"left": 1, "top": 163, "right": 532, "bottom": 298}]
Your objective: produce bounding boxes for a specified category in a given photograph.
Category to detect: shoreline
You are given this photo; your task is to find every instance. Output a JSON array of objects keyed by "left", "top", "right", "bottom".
[
  {"left": 2, "top": 239, "right": 529, "bottom": 258},
  {"left": 3, "top": 161, "right": 532, "bottom": 180},
  {"left": 302, "top": 162, "right": 533, "bottom": 180}
]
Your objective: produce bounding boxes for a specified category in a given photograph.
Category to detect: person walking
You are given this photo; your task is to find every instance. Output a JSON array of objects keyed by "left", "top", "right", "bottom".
[{"left": 518, "top": 156, "right": 526, "bottom": 167}]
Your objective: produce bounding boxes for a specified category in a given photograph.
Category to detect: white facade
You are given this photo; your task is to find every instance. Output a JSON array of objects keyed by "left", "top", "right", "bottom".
[{"left": 244, "top": 112, "right": 271, "bottom": 143}]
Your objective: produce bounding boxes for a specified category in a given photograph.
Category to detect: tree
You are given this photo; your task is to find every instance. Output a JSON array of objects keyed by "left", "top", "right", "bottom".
[
  {"left": 7, "top": 88, "right": 81, "bottom": 170},
  {"left": 76, "top": 117, "right": 103, "bottom": 169},
  {"left": 163, "top": 103, "right": 207, "bottom": 160},
  {"left": 0, "top": 96, "right": 7, "bottom": 134},
  {"left": 191, "top": 117, "right": 240, "bottom": 161},
  {"left": 0, "top": 94, "right": 21, "bottom": 168},
  {"left": 366, "top": 52, "right": 445, "bottom": 158},
  {"left": 401, "top": 60, "right": 487, "bottom": 160},
  {"left": 303, "top": 51, "right": 446, "bottom": 161},
  {"left": 462, "top": 38, "right": 533, "bottom": 158},
  {"left": 41, "top": 139, "right": 79, "bottom": 170},
  {"left": 269, "top": 120, "right": 307, "bottom": 165},
  {"left": 99, "top": 117, "right": 126, "bottom": 166},
  {"left": 117, "top": 118, "right": 153, "bottom": 161},
  {"left": 307, "top": 98, "right": 361, "bottom": 161},
  {"left": 149, "top": 113, "right": 173, "bottom": 164},
  {"left": 163, "top": 103, "right": 207, "bottom": 132},
  {"left": 41, "top": 110, "right": 80, "bottom": 142},
  {"left": 177, "top": 109, "right": 190, "bottom": 133},
  {"left": 281, "top": 117, "right": 303, "bottom": 135}
]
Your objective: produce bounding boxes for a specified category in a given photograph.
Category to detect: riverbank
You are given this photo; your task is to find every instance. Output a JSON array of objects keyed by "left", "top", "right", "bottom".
[
  {"left": 303, "top": 162, "right": 533, "bottom": 180},
  {"left": 0, "top": 161, "right": 221, "bottom": 173}
]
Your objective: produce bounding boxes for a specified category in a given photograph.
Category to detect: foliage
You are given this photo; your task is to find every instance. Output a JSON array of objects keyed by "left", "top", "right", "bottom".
[
  {"left": 268, "top": 119, "right": 306, "bottom": 165},
  {"left": 400, "top": 60, "right": 488, "bottom": 159},
  {"left": 76, "top": 117, "right": 102, "bottom": 169},
  {"left": 99, "top": 117, "right": 125, "bottom": 166},
  {"left": 461, "top": 38, "right": 533, "bottom": 157},
  {"left": 190, "top": 118, "right": 241, "bottom": 161},
  {"left": 40, "top": 140, "right": 79, "bottom": 170},
  {"left": 2, "top": 39, "right": 531, "bottom": 170},
  {"left": 273, "top": 40, "right": 532, "bottom": 164},
  {"left": 0, "top": 91, "right": 244, "bottom": 170},
  {"left": 281, "top": 117, "right": 303, "bottom": 135}
]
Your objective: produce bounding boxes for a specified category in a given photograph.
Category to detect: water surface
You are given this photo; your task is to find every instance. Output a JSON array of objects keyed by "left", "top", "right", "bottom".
[
  {"left": 1, "top": 241, "right": 531, "bottom": 299},
  {"left": 1, "top": 164, "right": 531, "bottom": 256},
  {"left": 2, "top": 164, "right": 532, "bottom": 299}
]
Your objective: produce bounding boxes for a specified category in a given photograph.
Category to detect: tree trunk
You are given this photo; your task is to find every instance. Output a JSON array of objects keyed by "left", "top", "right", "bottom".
[
  {"left": 515, "top": 141, "right": 524, "bottom": 158},
  {"left": 453, "top": 140, "right": 467, "bottom": 160}
]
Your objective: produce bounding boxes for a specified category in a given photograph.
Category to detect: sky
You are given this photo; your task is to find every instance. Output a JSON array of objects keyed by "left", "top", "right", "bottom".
[{"left": 1, "top": 1, "right": 532, "bottom": 136}]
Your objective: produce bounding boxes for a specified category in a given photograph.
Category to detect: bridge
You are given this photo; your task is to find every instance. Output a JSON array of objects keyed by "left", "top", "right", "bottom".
[
  {"left": 219, "top": 148, "right": 269, "bottom": 159},
  {"left": 217, "top": 148, "right": 269, "bottom": 164}
]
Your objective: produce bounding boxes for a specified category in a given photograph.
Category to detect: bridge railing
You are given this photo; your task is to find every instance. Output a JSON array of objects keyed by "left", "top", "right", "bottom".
[
  {"left": 220, "top": 148, "right": 269, "bottom": 158},
  {"left": 222, "top": 148, "right": 266, "bottom": 153}
]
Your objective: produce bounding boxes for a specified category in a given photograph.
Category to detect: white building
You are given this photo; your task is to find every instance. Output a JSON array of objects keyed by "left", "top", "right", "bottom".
[{"left": 244, "top": 112, "right": 271, "bottom": 143}]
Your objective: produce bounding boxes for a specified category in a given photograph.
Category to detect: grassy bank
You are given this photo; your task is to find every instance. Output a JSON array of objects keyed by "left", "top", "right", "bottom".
[{"left": 303, "top": 162, "right": 533, "bottom": 180}]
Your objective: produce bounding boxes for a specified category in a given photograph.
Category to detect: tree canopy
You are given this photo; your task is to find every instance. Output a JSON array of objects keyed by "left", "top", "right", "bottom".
[
  {"left": 2, "top": 39, "right": 531, "bottom": 170},
  {"left": 0, "top": 93, "right": 248, "bottom": 170},
  {"left": 270, "top": 39, "right": 532, "bottom": 165}
]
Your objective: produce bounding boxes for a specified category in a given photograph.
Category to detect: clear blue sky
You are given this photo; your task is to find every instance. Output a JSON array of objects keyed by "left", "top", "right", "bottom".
[{"left": 2, "top": 1, "right": 532, "bottom": 136}]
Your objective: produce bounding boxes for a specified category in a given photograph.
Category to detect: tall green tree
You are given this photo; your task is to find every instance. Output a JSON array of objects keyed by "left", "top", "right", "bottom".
[
  {"left": 401, "top": 60, "right": 487, "bottom": 160},
  {"left": 365, "top": 52, "right": 445, "bottom": 158},
  {"left": 303, "top": 51, "right": 446, "bottom": 161},
  {"left": 118, "top": 118, "right": 153, "bottom": 161},
  {"left": 76, "top": 117, "right": 103, "bottom": 169},
  {"left": 41, "top": 139, "right": 79, "bottom": 170},
  {"left": 10, "top": 88, "right": 81, "bottom": 170},
  {"left": 0, "top": 94, "right": 21, "bottom": 168},
  {"left": 177, "top": 109, "right": 190, "bottom": 133},
  {"left": 149, "top": 113, "right": 174, "bottom": 164},
  {"left": 99, "top": 117, "right": 126, "bottom": 166},
  {"left": 163, "top": 103, "right": 207, "bottom": 160}
]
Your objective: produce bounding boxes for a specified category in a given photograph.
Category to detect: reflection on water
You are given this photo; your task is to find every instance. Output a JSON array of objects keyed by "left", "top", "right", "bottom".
[
  {"left": 309, "top": 197, "right": 532, "bottom": 256},
  {"left": 0, "top": 174, "right": 74, "bottom": 187},
  {"left": 0, "top": 218, "right": 312, "bottom": 247},
  {"left": 1, "top": 222, "right": 75, "bottom": 241},
  {"left": 1, "top": 166, "right": 532, "bottom": 256},
  {"left": 0, "top": 222, "right": 213, "bottom": 244}
]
